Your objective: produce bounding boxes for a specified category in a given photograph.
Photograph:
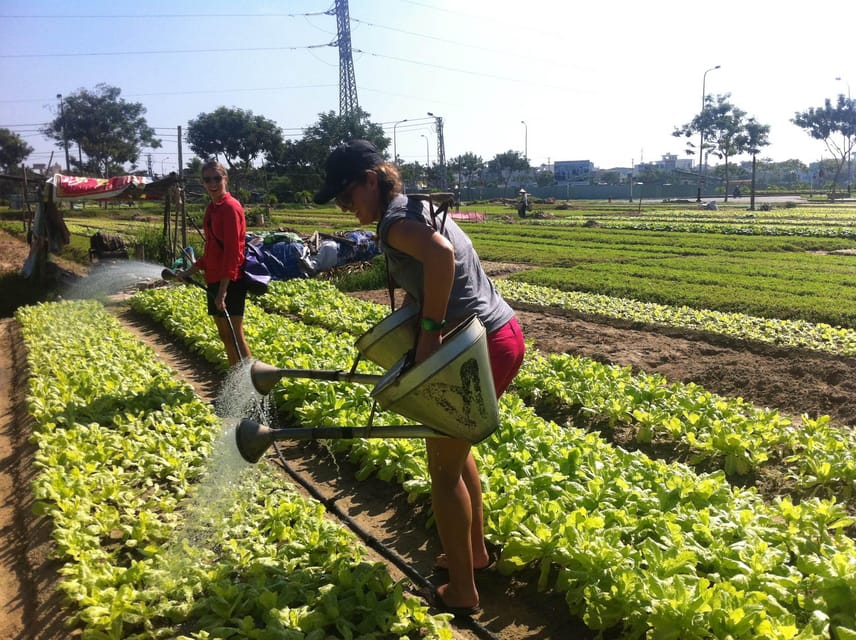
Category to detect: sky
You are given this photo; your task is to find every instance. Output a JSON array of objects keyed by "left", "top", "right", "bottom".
[{"left": 1, "top": 0, "right": 855, "bottom": 175}]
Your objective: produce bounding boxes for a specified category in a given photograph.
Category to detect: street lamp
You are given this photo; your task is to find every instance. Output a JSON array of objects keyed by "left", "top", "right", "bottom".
[
  {"left": 696, "top": 65, "right": 721, "bottom": 202},
  {"left": 161, "top": 157, "right": 170, "bottom": 176},
  {"left": 420, "top": 134, "right": 430, "bottom": 166},
  {"left": 521, "top": 120, "right": 528, "bottom": 163},
  {"left": 393, "top": 118, "right": 408, "bottom": 164},
  {"left": 836, "top": 76, "right": 852, "bottom": 196},
  {"left": 420, "top": 134, "right": 430, "bottom": 187},
  {"left": 56, "top": 93, "right": 70, "bottom": 173}
]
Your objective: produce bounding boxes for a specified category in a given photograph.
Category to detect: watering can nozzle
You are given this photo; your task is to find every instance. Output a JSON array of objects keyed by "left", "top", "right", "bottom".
[
  {"left": 248, "top": 360, "right": 382, "bottom": 395},
  {"left": 250, "top": 360, "right": 286, "bottom": 396},
  {"left": 235, "top": 418, "right": 275, "bottom": 464}
]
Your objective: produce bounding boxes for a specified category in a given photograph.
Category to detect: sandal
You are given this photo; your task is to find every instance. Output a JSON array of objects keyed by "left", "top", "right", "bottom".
[{"left": 417, "top": 586, "right": 481, "bottom": 617}]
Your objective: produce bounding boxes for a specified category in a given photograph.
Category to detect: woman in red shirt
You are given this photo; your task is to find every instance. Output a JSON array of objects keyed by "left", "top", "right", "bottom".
[{"left": 182, "top": 160, "right": 251, "bottom": 365}]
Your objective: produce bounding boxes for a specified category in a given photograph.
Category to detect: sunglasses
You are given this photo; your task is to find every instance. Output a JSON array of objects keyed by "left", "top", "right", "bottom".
[
  {"left": 202, "top": 175, "right": 224, "bottom": 184},
  {"left": 335, "top": 185, "right": 356, "bottom": 210},
  {"left": 335, "top": 176, "right": 366, "bottom": 210}
]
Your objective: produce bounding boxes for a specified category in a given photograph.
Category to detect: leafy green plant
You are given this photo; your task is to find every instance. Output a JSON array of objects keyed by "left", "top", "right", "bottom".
[
  {"left": 130, "top": 281, "right": 856, "bottom": 639},
  {"left": 17, "top": 299, "right": 452, "bottom": 639}
]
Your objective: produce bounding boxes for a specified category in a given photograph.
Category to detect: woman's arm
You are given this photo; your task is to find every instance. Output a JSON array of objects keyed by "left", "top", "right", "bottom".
[{"left": 385, "top": 218, "right": 455, "bottom": 362}]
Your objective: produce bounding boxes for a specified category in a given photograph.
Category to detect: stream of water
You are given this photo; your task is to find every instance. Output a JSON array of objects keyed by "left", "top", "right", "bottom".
[
  {"left": 162, "top": 359, "right": 277, "bottom": 558},
  {"left": 65, "top": 259, "right": 165, "bottom": 299}
]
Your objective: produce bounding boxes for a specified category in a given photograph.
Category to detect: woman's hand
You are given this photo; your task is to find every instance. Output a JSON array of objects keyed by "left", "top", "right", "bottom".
[
  {"left": 216, "top": 282, "right": 228, "bottom": 311},
  {"left": 415, "top": 330, "right": 442, "bottom": 365}
]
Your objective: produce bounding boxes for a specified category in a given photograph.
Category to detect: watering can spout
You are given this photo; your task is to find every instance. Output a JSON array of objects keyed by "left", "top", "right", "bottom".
[
  {"left": 249, "top": 360, "right": 383, "bottom": 395},
  {"left": 250, "top": 360, "right": 287, "bottom": 395},
  {"left": 235, "top": 418, "right": 275, "bottom": 463}
]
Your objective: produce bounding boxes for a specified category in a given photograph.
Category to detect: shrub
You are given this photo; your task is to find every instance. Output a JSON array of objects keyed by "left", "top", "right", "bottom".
[{"left": 324, "top": 254, "right": 386, "bottom": 290}]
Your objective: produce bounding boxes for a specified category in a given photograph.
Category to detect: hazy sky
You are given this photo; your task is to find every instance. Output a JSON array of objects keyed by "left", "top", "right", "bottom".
[{"left": 2, "top": 0, "right": 854, "bottom": 174}]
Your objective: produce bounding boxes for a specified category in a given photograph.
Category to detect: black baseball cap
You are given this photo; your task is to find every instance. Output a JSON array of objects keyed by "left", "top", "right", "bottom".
[{"left": 313, "top": 140, "right": 384, "bottom": 204}]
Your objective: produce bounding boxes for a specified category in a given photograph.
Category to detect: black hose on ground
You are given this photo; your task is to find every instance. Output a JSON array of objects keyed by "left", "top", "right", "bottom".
[{"left": 268, "top": 440, "right": 501, "bottom": 640}]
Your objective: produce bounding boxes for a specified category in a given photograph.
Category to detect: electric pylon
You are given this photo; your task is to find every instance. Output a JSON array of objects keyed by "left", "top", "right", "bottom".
[{"left": 332, "top": 0, "right": 359, "bottom": 117}]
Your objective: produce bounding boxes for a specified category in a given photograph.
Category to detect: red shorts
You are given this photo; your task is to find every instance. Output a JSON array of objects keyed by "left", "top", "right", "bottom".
[{"left": 486, "top": 317, "right": 525, "bottom": 397}]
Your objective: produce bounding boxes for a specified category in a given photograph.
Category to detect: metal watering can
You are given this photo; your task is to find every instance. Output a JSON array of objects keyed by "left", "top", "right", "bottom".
[{"left": 233, "top": 312, "right": 499, "bottom": 464}]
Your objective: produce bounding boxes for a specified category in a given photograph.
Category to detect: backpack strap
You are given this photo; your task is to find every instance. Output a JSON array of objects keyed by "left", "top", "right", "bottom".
[
  {"left": 383, "top": 192, "right": 456, "bottom": 312},
  {"left": 407, "top": 192, "right": 455, "bottom": 234},
  {"left": 205, "top": 214, "right": 223, "bottom": 249},
  {"left": 386, "top": 254, "right": 396, "bottom": 312}
]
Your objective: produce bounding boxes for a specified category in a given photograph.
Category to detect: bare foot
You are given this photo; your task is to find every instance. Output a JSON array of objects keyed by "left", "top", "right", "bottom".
[
  {"left": 434, "top": 544, "right": 495, "bottom": 571},
  {"left": 433, "top": 582, "right": 479, "bottom": 613}
]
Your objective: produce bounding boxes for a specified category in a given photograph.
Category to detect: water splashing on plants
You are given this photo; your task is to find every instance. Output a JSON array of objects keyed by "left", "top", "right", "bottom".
[{"left": 66, "top": 260, "right": 165, "bottom": 299}]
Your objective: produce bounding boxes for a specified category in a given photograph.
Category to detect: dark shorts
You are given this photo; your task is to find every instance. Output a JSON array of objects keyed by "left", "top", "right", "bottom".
[
  {"left": 206, "top": 279, "right": 248, "bottom": 317},
  {"left": 487, "top": 317, "right": 525, "bottom": 397}
]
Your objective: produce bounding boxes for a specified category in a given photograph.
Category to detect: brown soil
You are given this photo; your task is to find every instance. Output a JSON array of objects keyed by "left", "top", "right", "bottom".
[{"left": 3, "top": 231, "right": 856, "bottom": 639}]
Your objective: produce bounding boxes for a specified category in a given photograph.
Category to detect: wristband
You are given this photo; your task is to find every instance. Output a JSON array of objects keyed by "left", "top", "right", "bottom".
[{"left": 420, "top": 316, "right": 446, "bottom": 332}]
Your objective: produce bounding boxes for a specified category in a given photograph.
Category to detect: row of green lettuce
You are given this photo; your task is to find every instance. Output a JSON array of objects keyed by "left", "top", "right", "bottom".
[
  {"left": 530, "top": 217, "right": 856, "bottom": 239},
  {"left": 16, "top": 299, "right": 453, "bottom": 640},
  {"left": 130, "top": 283, "right": 856, "bottom": 639},
  {"left": 493, "top": 280, "right": 856, "bottom": 357},
  {"left": 515, "top": 353, "right": 856, "bottom": 498},
  {"left": 256, "top": 279, "right": 856, "bottom": 500}
]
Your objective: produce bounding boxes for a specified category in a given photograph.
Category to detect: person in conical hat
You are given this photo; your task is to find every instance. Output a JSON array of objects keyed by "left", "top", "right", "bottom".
[{"left": 517, "top": 188, "right": 529, "bottom": 218}]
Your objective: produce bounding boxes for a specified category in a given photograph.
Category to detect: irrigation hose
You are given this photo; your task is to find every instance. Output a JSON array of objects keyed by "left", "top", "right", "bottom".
[{"left": 268, "top": 440, "right": 501, "bottom": 640}]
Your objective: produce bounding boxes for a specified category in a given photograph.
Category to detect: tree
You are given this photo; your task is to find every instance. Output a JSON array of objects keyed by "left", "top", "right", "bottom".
[
  {"left": 184, "top": 157, "right": 203, "bottom": 178},
  {"left": 396, "top": 161, "right": 424, "bottom": 190},
  {"left": 301, "top": 109, "right": 388, "bottom": 166},
  {"left": 43, "top": 84, "right": 160, "bottom": 177},
  {"left": 634, "top": 164, "right": 672, "bottom": 185},
  {"left": 597, "top": 170, "right": 621, "bottom": 186},
  {"left": 487, "top": 150, "right": 528, "bottom": 193},
  {"left": 674, "top": 93, "right": 748, "bottom": 202},
  {"left": 792, "top": 94, "right": 856, "bottom": 198},
  {"left": 266, "top": 108, "right": 387, "bottom": 193},
  {"left": 187, "top": 106, "right": 283, "bottom": 174},
  {"left": 743, "top": 118, "right": 771, "bottom": 210},
  {"left": 535, "top": 170, "right": 555, "bottom": 187},
  {"left": 449, "top": 152, "right": 484, "bottom": 192},
  {"left": 0, "top": 128, "right": 33, "bottom": 172}
]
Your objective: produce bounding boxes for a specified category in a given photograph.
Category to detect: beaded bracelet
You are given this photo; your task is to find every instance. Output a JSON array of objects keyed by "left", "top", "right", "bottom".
[{"left": 420, "top": 316, "right": 446, "bottom": 332}]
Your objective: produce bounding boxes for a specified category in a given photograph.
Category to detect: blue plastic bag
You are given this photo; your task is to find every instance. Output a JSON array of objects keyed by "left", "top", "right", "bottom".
[{"left": 242, "top": 242, "right": 272, "bottom": 295}]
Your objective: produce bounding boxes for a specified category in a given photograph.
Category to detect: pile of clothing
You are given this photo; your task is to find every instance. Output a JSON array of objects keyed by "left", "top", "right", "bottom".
[{"left": 249, "top": 229, "right": 380, "bottom": 280}]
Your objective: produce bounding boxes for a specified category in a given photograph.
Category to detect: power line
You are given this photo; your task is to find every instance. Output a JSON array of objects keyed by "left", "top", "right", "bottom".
[
  {"left": 0, "top": 84, "right": 337, "bottom": 107},
  {"left": 398, "top": 0, "right": 571, "bottom": 39},
  {"left": 353, "top": 49, "right": 571, "bottom": 91},
  {"left": 0, "top": 43, "right": 331, "bottom": 59},
  {"left": 350, "top": 17, "right": 562, "bottom": 67},
  {"left": 0, "top": 12, "right": 328, "bottom": 18}
]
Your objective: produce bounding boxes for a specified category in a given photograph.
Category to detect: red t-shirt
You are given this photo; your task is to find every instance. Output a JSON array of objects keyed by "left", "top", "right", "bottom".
[{"left": 195, "top": 193, "right": 246, "bottom": 283}]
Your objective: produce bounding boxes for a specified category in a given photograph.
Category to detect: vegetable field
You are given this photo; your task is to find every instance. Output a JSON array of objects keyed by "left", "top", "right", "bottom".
[{"left": 2, "top": 198, "right": 856, "bottom": 640}]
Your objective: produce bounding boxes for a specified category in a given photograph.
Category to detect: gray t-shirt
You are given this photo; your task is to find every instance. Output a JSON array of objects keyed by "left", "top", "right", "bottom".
[{"left": 376, "top": 194, "right": 514, "bottom": 333}]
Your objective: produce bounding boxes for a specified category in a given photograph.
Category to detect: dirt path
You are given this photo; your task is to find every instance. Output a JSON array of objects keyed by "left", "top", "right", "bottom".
[
  {"left": 108, "top": 303, "right": 575, "bottom": 640},
  {"left": 4, "top": 228, "right": 856, "bottom": 638},
  {"left": 349, "top": 285, "right": 856, "bottom": 429},
  {"left": 0, "top": 319, "right": 67, "bottom": 640}
]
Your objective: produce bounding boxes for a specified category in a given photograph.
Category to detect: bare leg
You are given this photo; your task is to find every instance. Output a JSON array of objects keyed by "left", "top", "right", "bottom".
[
  {"left": 426, "top": 437, "right": 479, "bottom": 609},
  {"left": 214, "top": 315, "right": 251, "bottom": 366},
  {"left": 435, "top": 453, "right": 491, "bottom": 569},
  {"left": 228, "top": 315, "right": 252, "bottom": 361}
]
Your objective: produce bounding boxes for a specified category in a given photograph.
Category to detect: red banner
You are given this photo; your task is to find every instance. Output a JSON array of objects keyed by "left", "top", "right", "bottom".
[{"left": 51, "top": 174, "right": 152, "bottom": 200}]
